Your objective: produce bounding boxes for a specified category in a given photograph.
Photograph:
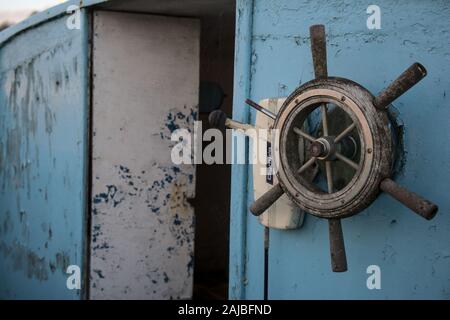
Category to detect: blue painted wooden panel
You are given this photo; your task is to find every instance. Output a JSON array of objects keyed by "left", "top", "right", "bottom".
[
  {"left": 0, "top": 13, "right": 89, "bottom": 299},
  {"left": 231, "top": 0, "right": 450, "bottom": 299}
]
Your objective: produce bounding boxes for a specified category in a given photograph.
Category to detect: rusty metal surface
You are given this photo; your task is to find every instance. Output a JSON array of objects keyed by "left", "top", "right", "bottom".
[
  {"left": 250, "top": 183, "right": 284, "bottom": 216},
  {"left": 328, "top": 219, "right": 347, "bottom": 272},
  {"left": 309, "top": 24, "right": 328, "bottom": 79},
  {"left": 380, "top": 178, "right": 438, "bottom": 220},
  {"left": 374, "top": 63, "right": 427, "bottom": 110}
]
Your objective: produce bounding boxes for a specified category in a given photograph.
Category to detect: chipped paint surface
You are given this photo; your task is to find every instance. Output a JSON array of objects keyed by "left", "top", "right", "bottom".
[
  {"left": 90, "top": 11, "right": 199, "bottom": 299},
  {"left": 231, "top": 0, "right": 450, "bottom": 299},
  {"left": 0, "top": 14, "right": 89, "bottom": 299},
  {"left": 228, "top": 0, "right": 253, "bottom": 300}
]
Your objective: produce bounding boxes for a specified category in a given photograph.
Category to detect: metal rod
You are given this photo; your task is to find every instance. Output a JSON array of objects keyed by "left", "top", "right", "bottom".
[
  {"left": 334, "top": 122, "right": 356, "bottom": 143},
  {"left": 380, "top": 178, "right": 438, "bottom": 220},
  {"left": 321, "top": 103, "right": 334, "bottom": 193},
  {"left": 328, "top": 219, "right": 348, "bottom": 272},
  {"left": 250, "top": 183, "right": 284, "bottom": 216},
  {"left": 310, "top": 24, "right": 328, "bottom": 79},
  {"left": 209, "top": 109, "right": 257, "bottom": 131},
  {"left": 335, "top": 152, "right": 359, "bottom": 170},
  {"left": 321, "top": 104, "right": 329, "bottom": 136},
  {"left": 225, "top": 119, "right": 257, "bottom": 131},
  {"left": 293, "top": 127, "right": 315, "bottom": 142},
  {"left": 245, "top": 99, "right": 277, "bottom": 120},
  {"left": 325, "top": 161, "right": 334, "bottom": 194},
  {"left": 374, "top": 63, "right": 427, "bottom": 110},
  {"left": 263, "top": 227, "right": 269, "bottom": 301},
  {"left": 297, "top": 157, "right": 317, "bottom": 175},
  {"left": 251, "top": 156, "right": 315, "bottom": 217}
]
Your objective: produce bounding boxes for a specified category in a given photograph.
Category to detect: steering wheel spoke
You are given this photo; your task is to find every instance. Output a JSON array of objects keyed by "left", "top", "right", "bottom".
[
  {"left": 321, "top": 104, "right": 330, "bottom": 136},
  {"left": 334, "top": 122, "right": 356, "bottom": 143},
  {"left": 297, "top": 157, "right": 317, "bottom": 175},
  {"left": 335, "top": 152, "right": 359, "bottom": 170},
  {"left": 294, "top": 127, "right": 315, "bottom": 142}
]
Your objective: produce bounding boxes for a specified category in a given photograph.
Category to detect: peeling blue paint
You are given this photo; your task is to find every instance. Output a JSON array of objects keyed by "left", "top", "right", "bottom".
[
  {"left": 161, "top": 108, "right": 198, "bottom": 139},
  {"left": 163, "top": 272, "right": 170, "bottom": 283},
  {"left": 93, "top": 269, "right": 105, "bottom": 279},
  {"left": 173, "top": 215, "right": 182, "bottom": 226},
  {"left": 0, "top": 12, "right": 90, "bottom": 299}
]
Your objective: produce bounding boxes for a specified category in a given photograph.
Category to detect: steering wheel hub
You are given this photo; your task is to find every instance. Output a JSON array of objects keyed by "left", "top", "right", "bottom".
[{"left": 274, "top": 78, "right": 392, "bottom": 219}]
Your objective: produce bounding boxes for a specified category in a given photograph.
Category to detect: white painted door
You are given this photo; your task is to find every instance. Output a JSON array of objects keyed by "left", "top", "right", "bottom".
[{"left": 90, "top": 11, "right": 199, "bottom": 299}]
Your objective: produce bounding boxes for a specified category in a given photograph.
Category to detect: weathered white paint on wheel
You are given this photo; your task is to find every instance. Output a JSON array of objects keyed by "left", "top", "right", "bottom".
[{"left": 90, "top": 11, "right": 199, "bottom": 299}]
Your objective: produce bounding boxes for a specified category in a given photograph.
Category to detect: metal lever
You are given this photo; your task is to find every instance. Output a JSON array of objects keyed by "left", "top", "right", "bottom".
[
  {"left": 374, "top": 63, "right": 427, "bottom": 110},
  {"left": 209, "top": 110, "right": 256, "bottom": 131},
  {"left": 380, "top": 178, "right": 438, "bottom": 220},
  {"left": 250, "top": 183, "right": 285, "bottom": 216},
  {"left": 209, "top": 109, "right": 282, "bottom": 217},
  {"left": 245, "top": 99, "right": 277, "bottom": 120}
]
